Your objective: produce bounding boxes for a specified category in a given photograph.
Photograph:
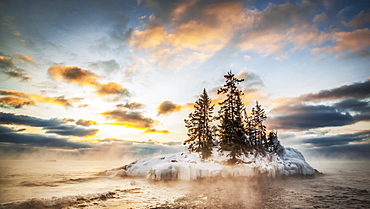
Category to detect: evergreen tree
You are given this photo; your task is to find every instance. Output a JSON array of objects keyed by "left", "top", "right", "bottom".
[
  {"left": 184, "top": 88, "right": 214, "bottom": 159},
  {"left": 217, "top": 71, "right": 250, "bottom": 164},
  {"left": 251, "top": 101, "right": 267, "bottom": 151}
]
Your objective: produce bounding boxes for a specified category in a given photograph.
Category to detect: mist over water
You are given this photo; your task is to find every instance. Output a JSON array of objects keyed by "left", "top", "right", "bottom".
[{"left": 0, "top": 159, "right": 369, "bottom": 208}]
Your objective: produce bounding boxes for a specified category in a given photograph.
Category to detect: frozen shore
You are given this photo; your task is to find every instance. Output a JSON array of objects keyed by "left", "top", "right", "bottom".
[{"left": 103, "top": 145, "right": 316, "bottom": 180}]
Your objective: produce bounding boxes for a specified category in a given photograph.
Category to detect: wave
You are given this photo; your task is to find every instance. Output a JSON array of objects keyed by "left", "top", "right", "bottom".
[
  {"left": 0, "top": 188, "right": 141, "bottom": 209},
  {"left": 19, "top": 176, "right": 101, "bottom": 188}
]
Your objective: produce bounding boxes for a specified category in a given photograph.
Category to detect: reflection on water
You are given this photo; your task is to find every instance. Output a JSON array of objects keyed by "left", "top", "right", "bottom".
[{"left": 0, "top": 160, "right": 369, "bottom": 208}]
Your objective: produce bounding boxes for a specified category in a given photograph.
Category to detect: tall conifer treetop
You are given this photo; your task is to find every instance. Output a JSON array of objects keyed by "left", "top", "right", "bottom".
[
  {"left": 184, "top": 88, "right": 214, "bottom": 159},
  {"left": 217, "top": 71, "right": 250, "bottom": 164}
]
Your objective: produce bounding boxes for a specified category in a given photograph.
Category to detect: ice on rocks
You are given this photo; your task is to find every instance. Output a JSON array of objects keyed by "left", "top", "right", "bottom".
[{"left": 111, "top": 146, "right": 315, "bottom": 180}]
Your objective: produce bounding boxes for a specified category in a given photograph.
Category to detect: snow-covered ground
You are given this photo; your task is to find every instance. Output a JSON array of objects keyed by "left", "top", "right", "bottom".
[{"left": 104, "top": 145, "right": 315, "bottom": 180}]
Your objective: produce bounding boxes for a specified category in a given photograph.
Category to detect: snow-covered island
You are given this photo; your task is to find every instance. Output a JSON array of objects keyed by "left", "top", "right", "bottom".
[
  {"left": 103, "top": 138, "right": 316, "bottom": 180},
  {"left": 103, "top": 72, "right": 318, "bottom": 181}
]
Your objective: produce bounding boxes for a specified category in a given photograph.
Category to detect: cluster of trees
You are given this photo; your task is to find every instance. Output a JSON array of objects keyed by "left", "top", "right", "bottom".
[{"left": 184, "top": 71, "right": 279, "bottom": 164}]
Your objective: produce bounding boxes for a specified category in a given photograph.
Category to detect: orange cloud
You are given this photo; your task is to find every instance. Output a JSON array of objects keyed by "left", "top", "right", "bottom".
[
  {"left": 239, "top": 33, "right": 285, "bottom": 57},
  {"left": 48, "top": 65, "right": 128, "bottom": 97},
  {"left": 0, "top": 96, "right": 36, "bottom": 108},
  {"left": 95, "top": 82, "right": 129, "bottom": 96},
  {"left": 101, "top": 108, "right": 157, "bottom": 129},
  {"left": 131, "top": 26, "right": 167, "bottom": 49},
  {"left": 101, "top": 106, "right": 170, "bottom": 134},
  {"left": 143, "top": 129, "right": 170, "bottom": 134},
  {"left": 157, "top": 100, "right": 182, "bottom": 115},
  {"left": 312, "top": 28, "right": 370, "bottom": 55},
  {"left": 345, "top": 11, "right": 370, "bottom": 29},
  {"left": 130, "top": 1, "right": 250, "bottom": 67},
  {"left": 0, "top": 89, "right": 81, "bottom": 107},
  {"left": 48, "top": 65, "right": 100, "bottom": 87},
  {"left": 14, "top": 53, "right": 36, "bottom": 65},
  {"left": 76, "top": 119, "right": 98, "bottom": 127}
]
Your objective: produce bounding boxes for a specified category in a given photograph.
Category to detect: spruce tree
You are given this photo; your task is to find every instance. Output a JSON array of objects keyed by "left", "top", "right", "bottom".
[
  {"left": 217, "top": 71, "right": 250, "bottom": 164},
  {"left": 184, "top": 88, "right": 214, "bottom": 159},
  {"left": 251, "top": 101, "right": 267, "bottom": 151}
]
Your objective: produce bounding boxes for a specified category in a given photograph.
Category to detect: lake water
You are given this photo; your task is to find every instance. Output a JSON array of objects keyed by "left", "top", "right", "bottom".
[{"left": 0, "top": 159, "right": 369, "bottom": 208}]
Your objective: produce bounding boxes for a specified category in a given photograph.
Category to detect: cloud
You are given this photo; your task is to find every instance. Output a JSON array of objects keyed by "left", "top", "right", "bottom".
[
  {"left": 14, "top": 53, "right": 37, "bottom": 65},
  {"left": 344, "top": 11, "right": 370, "bottom": 29},
  {"left": 117, "top": 102, "right": 145, "bottom": 110},
  {"left": 76, "top": 119, "right": 98, "bottom": 127},
  {"left": 157, "top": 100, "right": 182, "bottom": 115},
  {"left": 101, "top": 108, "right": 156, "bottom": 129},
  {"left": 101, "top": 106, "right": 170, "bottom": 134},
  {"left": 131, "top": 0, "right": 336, "bottom": 65},
  {"left": 95, "top": 82, "right": 130, "bottom": 97},
  {"left": 48, "top": 65, "right": 100, "bottom": 87},
  {"left": 0, "top": 89, "right": 81, "bottom": 107},
  {"left": 45, "top": 125, "right": 98, "bottom": 137},
  {"left": 302, "top": 131, "right": 370, "bottom": 148},
  {"left": 235, "top": 71, "right": 264, "bottom": 91},
  {"left": 0, "top": 55, "right": 30, "bottom": 81},
  {"left": 267, "top": 105, "right": 356, "bottom": 130},
  {"left": 0, "top": 125, "right": 91, "bottom": 149},
  {"left": 88, "top": 59, "right": 120, "bottom": 72},
  {"left": 313, "top": 12, "right": 328, "bottom": 24},
  {"left": 304, "top": 143, "right": 370, "bottom": 160},
  {"left": 130, "top": 1, "right": 250, "bottom": 66},
  {"left": 144, "top": 129, "right": 170, "bottom": 134},
  {"left": 268, "top": 79, "right": 370, "bottom": 130},
  {"left": 48, "top": 65, "right": 129, "bottom": 97},
  {"left": 0, "top": 112, "right": 98, "bottom": 137},
  {"left": 0, "top": 97, "right": 36, "bottom": 108},
  {"left": 298, "top": 79, "right": 370, "bottom": 101},
  {"left": 312, "top": 28, "right": 370, "bottom": 56},
  {"left": 334, "top": 99, "right": 370, "bottom": 113}
]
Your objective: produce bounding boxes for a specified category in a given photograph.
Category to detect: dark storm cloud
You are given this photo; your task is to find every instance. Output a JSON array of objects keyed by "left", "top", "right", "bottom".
[
  {"left": 269, "top": 79, "right": 370, "bottom": 130},
  {"left": 45, "top": 125, "right": 98, "bottom": 137},
  {"left": 302, "top": 131, "right": 370, "bottom": 147},
  {"left": 0, "top": 112, "right": 98, "bottom": 137},
  {"left": 267, "top": 105, "right": 357, "bottom": 130},
  {"left": 157, "top": 100, "right": 182, "bottom": 115},
  {"left": 302, "top": 131, "right": 370, "bottom": 159},
  {"left": 299, "top": 79, "right": 370, "bottom": 101},
  {"left": 333, "top": 98, "right": 370, "bottom": 113},
  {"left": 0, "top": 125, "right": 91, "bottom": 149}
]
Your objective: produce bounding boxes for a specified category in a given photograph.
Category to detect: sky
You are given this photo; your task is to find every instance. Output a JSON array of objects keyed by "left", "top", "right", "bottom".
[{"left": 0, "top": 0, "right": 369, "bottom": 160}]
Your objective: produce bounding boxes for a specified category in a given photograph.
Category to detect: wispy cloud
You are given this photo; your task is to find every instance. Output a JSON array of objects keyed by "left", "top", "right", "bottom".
[
  {"left": 101, "top": 105, "right": 169, "bottom": 134},
  {"left": 48, "top": 65, "right": 130, "bottom": 97},
  {"left": 0, "top": 89, "right": 82, "bottom": 108},
  {"left": 0, "top": 97, "right": 36, "bottom": 108},
  {"left": 0, "top": 55, "right": 30, "bottom": 81}
]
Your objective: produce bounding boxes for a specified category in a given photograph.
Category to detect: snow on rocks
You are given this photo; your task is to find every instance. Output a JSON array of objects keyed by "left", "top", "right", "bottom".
[{"left": 106, "top": 146, "right": 315, "bottom": 181}]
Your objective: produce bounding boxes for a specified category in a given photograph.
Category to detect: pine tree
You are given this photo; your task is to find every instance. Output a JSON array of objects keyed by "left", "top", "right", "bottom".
[
  {"left": 184, "top": 88, "right": 214, "bottom": 159},
  {"left": 251, "top": 101, "right": 267, "bottom": 151},
  {"left": 217, "top": 71, "right": 250, "bottom": 164}
]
